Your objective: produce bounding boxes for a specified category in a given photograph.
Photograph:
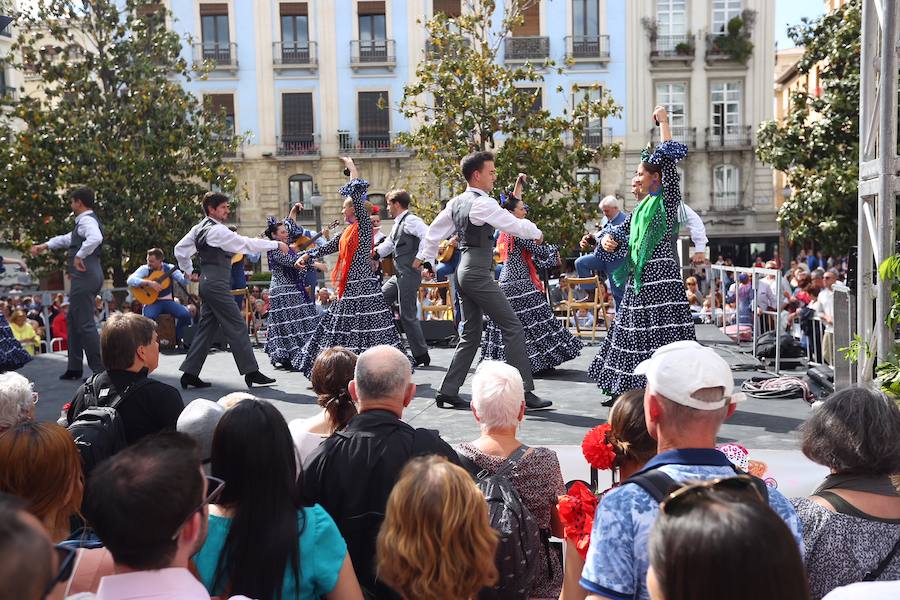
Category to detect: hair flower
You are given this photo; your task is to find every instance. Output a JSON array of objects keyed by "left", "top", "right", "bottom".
[{"left": 582, "top": 423, "right": 616, "bottom": 471}]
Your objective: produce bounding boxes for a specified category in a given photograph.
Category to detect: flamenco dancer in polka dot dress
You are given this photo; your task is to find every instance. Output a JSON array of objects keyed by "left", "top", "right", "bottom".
[
  {"left": 481, "top": 194, "right": 582, "bottom": 374},
  {"left": 294, "top": 157, "right": 412, "bottom": 376},
  {"left": 588, "top": 106, "right": 695, "bottom": 402}
]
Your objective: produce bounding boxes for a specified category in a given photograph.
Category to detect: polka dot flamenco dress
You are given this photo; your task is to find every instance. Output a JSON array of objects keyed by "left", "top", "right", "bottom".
[
  {"left": 293, "top": 178, "right": 413, "bottom": 377},
  {"left": 588, "top": 141, "right": 695, "bottom": 396},
  {"left": 481, "top": 237, "right": 582, "bottom": 372},
  {"left": 264, "top": 218, "right": 321, "bottom": 369}
]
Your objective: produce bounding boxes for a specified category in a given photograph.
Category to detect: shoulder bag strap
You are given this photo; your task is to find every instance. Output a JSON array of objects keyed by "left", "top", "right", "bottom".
[
  {"left": 494, "top": 444, "right": 530, "bottom": 479},
  {"left": 863, "top": 535, "right": 900, "bottom": 581},
  {"left": 107, "top": 377, "right": 154, "bottom": 410},
  {"left": 624, "top": 469, "right": 680, "bottom": 503}
]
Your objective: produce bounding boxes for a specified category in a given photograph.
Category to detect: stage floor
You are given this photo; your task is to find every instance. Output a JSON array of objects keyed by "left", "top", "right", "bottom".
[{"left": 26, "top": 325, "right": 811, "bottom": 450}]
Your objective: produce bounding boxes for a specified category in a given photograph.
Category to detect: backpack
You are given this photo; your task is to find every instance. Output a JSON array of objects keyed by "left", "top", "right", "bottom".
[
  {"left": 624, "top": 465, "right": 769, "bottom": 504},
  {"left": 66, "top": 374, "right": 152, "bottom": 475},
  {"left": 458, "top": 445, "right": 542, "bottom": 600}
]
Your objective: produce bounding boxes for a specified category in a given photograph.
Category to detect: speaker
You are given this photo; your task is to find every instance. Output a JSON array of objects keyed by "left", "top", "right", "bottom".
[{"left": 421, "top": 320, "right": 457, "bottom": 345}]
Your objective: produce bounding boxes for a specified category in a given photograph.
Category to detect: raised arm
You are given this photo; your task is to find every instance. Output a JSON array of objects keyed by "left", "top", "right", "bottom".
[{"left": 267, "top": 248, "right": 307, "bottom": 272}]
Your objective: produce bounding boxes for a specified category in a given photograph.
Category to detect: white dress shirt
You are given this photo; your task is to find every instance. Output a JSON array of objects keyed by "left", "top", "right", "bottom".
[
  {"left": 681, "top": 204, "right": 708, "bottom": 253},
  {"left": 376, "top": 209, "right": 430, "bottom": 259},
  {"left": 45, "top": 210, "right": 103, "bottom": 259},
  {"left": 417, "top": 187, "right": 542, "bottom": 262},
  {"left": 174, "top": 218, "right": 279, "bottom": 276}
]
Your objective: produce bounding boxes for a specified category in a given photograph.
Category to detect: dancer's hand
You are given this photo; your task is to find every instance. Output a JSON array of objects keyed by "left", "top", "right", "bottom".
[
  {"left": 536, "top": 235, "right": 544, "bottom": 245},
  {"left": 277, "top": 241, "right": 290, "bottom": 254},
  {"left": 29, "top": 244, "right": 47, "bottom": 257},
  {"left": 313, "top": 261, "right": 327, "bottom": 272},
  {"left": 296, "top": 254, "right": 309, "bottom": 267},
  {"left": 340, "top": 156, "right": 359, "bottom": 179},
  {"left": 652, "top": 105, "right": 668, "bottom": 125},
  {"left": 601, "top": 235, "right": 618, "bottom": 252},
  {"left": 73, "top": 256, "right": 87, "bottom": 272},
  {"left": 412, "top": 258, "right": 422, "bottom": 270}
]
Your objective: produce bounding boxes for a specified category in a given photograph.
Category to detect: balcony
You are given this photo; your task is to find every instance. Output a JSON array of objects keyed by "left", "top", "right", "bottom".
[
  {"left": 273, "top": 41, "right": 317, "bottom": 70},
  {"left": 650, "top": 126, "right": 697, "bottom": 148},
  {"left": 705, "top": 34, "right": 749, "bottom": 67},
  {"left": 192, "top": 42, "right": 238, "bottom": 71},
  {"left": 649, "top": 34, "right": 695, "bottom": 67},
  {"left": 425, "top": 37, "right": 471, "bottom": 60},
  {"left": 276, "top": 133, "right": 321, "bottom": 158},
  {"left": 350, "top": 39, "right": 396, "bottom": 69},
  {"left": 564, "top": 35, "right": 610, "bottom": 63},
  {"left": 2, "top": 86, "right": 17, "bottom": 101},
  {"left": 504, "top": 36, "right": 550, "bottom": 62},
  {"left": 710, "top": 191, "right": 741, "bottom": 211},
  {"left": 338, "top": 130, "right": 409, "bottom": 156},
  {"left": 705, "top": 126, "right": 753, "bottom": 150}
]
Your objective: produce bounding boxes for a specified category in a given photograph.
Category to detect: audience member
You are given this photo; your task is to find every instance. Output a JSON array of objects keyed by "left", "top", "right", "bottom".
[
  {"left": 0, "top": 422, "right": 83, "bottom": 542},
  {"left": 52, "top": 301, "right": 69, "bottom": 351},
  {"left": 579, "top": 340, "right": 802, "bottom": 600},
  {"left": 176, "top": 400, "right": 226, "bottom": 465},
  {"left": 216, "top": 391, "right": 257, "bottom": 410},
  {"left": 195, "top": 399, "right": 362, "bottom": 600},
  {"left": 303, "top": 345, "right": 460, "bottom": 598},
  {"left": 0, "top": 371, "right": 35, "bottom": 432},
  {"left": 457, "top": 360, "right": 566, "bottom": 599},
  {"left": 10, "top": 309, "right": 41, "bottom": 355},
  {"left": 683, "top": 277, "right": 702, "bottom": 312},
  {"left": 817, "top": 270, "right": 837, "bottom": 365},
  {"left": 64, "top": 313, "right": 184, "bottom": 447},
  {"left": 571, "top": 307, "right": 595, "bottom": 329},
  {"left": 791, "top": 387, "right": 900, "bottom": 599},
  {"left": 377, "top": 456, "right": 499, "bottom": 600},
  {"left": 289, "top": 347, "right": 359, "bottom": 464},
  {"left": 647, "top": 482, "right": 809, "bottom": 600}
]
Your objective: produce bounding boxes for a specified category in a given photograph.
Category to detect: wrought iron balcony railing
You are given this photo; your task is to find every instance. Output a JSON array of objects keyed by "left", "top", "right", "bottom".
[
  {"left": 705, "top": 125, "right": 753, "bottom": 149},
  {"left": 193, "top": 42, "right": 238, "bottom": 70},
  {"left": 273, "top": 41, "right": 317, "bottom": 68},
  {"left": 277, "top": 133, "right": 321, "bottom": 157},
  {"left": 350, "top": 39, "right": 396, "bottom": 68},
  {"left": 564, "top": 35, "right": 610, "bottom": 61},
  {"left": 504, "top": 36, "right": 550, "bottom": 61}
]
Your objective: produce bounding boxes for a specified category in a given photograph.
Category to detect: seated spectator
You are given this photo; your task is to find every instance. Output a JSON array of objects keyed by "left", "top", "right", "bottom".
[
  {"left": 316, "top": 288, "right": 333, "bottom": 315},
  {"left": 303, "top": 345, "right": 460, "bottom": 598},
  {"left": 195, "top": 399, "right": 362, "bottom": 600},
  {"left": 457, "top": 360, "right": 566, "bottom": 599},
  {"left": 82, "top": 433, "right": 251, "bottom": 600},
  {"left": 217, "top": 391, "right": 257, "bottom": 410},
  {"left": 0, "top": 371, "right": 36, "bottom": 432},
  {"left": 64, "top": 313, "right": 184, "bottom": 449},
  {"left": 791, "top": 387, "right": 900, "bottom": 599},
  {"left": 0, "top": 422, "right": 83, "bottom": 542},
  {"left": 579, "top": 340, "right": 802, "bottom": 600},
  {"left": 9, "top": 309, "right": 41, "bottom": 355},
  {"left": 684, "top": 277, "right": 703, "bottom": 311},
  {"left": 377, "top": 456, "right": 498, "bottom": 600},
  {"left": 647, "top": 480, "right": 809, "bottom": 600},
  {"left": 571, "top": 307, "right": 595, "bottom": 329},
  {"left": 51, "top": 301, "right": 69, "bottom": 351},
  {"left": 176, "top": 399, "right": 225, "bottom": 466},
  {"left": 289, "top": 347, "right": 359, "bottom": 464}
]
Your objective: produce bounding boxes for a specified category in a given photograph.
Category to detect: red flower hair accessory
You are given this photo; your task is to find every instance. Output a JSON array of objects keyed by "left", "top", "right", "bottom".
[{"left": 582, "top": 423, "right": 616, "bottom": 471}]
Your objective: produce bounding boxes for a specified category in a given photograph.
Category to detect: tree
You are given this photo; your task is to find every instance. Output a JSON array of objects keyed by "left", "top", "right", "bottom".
[
  {"left": 0, "top": 0, "right": 239, "bottom": 286},
  {"left": 397, "top": 0, "right": 620, "bottom": 256},
  {"left": 755, "top": 0, "right": 860, "bottom": 255}
]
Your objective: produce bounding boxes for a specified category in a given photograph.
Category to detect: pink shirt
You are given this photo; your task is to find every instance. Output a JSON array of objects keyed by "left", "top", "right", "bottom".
[{"left": 94, "top": 567, "right": 251, "bottom": 600}]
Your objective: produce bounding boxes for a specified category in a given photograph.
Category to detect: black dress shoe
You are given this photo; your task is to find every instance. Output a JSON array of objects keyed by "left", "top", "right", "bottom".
[
  {"left": 436, "top": 393, "right": 470, "bottom": 410},
  {"left": 180, "top": 373, "right": 211, "bottom": 389},
  {"left": 59, "top": 370, "right": 83, "bottom": 381},
  {"left": 413, "top": 353, "right": 431, "bottom": 367},
  {"left": 245, "top": 371, "right": 276, "bottom": 388},
  {"left": 525, "top": 391, "right": 552, "bottom": 410}
]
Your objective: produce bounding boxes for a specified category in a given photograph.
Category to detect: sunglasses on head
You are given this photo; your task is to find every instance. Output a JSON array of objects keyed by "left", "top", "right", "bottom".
[
  {"left": 659, "top": 474, "right": 766, "bottom": 515},
  {"left": 169, "top": 475, "right": 225, "bottom": 541},
  {"left": 44, "top": 544, "right": 77, "bottom": 596}
]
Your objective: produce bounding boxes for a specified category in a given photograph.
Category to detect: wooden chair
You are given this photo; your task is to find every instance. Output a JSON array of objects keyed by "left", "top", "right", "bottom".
[
  {"left": 418, "top": 281, "right": 454, "bottom": 321},
  {"left": 562, "top": 276, "right": 611, "bottom": 344},
  {"left": 231, "top": 288, "right": 253, "bottom": 331}
]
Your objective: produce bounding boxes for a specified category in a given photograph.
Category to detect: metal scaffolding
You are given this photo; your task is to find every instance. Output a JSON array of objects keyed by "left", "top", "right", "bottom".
[{"left": 853, "top": 0, "right": 899, "bottom": 385}]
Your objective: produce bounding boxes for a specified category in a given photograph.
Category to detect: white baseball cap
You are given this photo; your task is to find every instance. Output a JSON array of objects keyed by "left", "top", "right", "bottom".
[{"left": 634, "top": 340, "right": 745, "bottom": 410}]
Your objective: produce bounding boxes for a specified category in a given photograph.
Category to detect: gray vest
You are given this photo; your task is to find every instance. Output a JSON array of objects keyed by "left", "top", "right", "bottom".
[
  {"left": 195, "top": 218, "right": 233, "bottom": 278},
  {"left": 452, "top": 191, "right": 495, "bottom": 250},
  {"left": 67, "top": 212, "right": 103, "bottom": 273},
  {"left": 392, "top": 212, "right": 420, "bottom": 264}
]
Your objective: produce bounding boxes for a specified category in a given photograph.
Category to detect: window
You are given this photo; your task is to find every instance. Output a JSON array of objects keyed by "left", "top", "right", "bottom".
[
  {"left": 367, "top": 193, "right": 387, "bottom": 215},
  {"left": 433, "top": 0, "right": 461, "bottom": 17},
  {"left": 517, "top": 87, "right": 543, "bottom": 113},
  {"left": 656, "top": 82, "right": 687, "bottom": 130},
  {"left": 573, "top": 86, "right": 603, "bottom": 143},
  {"left": 712, "top": 164, "right": 740, "bottom": 210},
  {"left": 710, "top": 81, "right": 742, "bottom": 136},
  {"left": 281, "top": 93, "right": 315, "bottom": 152},
  {"left": 200, "top": 3, "right": 230, "bottom": 63},
  {"left": 657, "top": 0, "right": 686, "bottom": 46},
  {"left": 511, "top": 0, "right": 540, "bottom": 36},
  {"left": 358, "top": 91, "right": 390, "bottom": 146},
  {"left": 280, "top": 3, "right": 309, "bottom": 61},
  {"left": 204, "top": 94, "right": 235, "bottom": 135},
  {"left": 572, "top": 0, "right": 599, "bottom": 37},
  {"left": 576, "top": 170, "right": 601, "bottom": 204},
  {"left": 288, "top": 175, "right": 315, "bottom": 220},
  {"left": 358, "top": 1, "right": 387, "bottom": 60},
  {"left": 712, "top": 0, "right": 742, "bottom": 34}
]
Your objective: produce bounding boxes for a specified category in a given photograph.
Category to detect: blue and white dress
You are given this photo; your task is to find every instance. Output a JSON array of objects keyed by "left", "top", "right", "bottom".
[
  {"left": 588, "top": 141, "right": 695, "bottom": 396},
  {"left": 0, "top": 259, "right": 30, "bottom": 371},
  {"left": 294, "top": 179, "right": 412, "bottom": 377},
  {"left": 481, "top": 237, "right": 582, "bottom": 372},
  {"left": 264, "top": 221, "right": 321, "bottom": 368}
]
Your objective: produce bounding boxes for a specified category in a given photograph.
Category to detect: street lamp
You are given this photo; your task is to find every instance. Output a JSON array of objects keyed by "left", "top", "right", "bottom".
[
  {"left": 780, "top": 186, "right": 792, "bottom": 267},
  {"left": 309, "top": 184, "right": 325, "bottom": 234}
]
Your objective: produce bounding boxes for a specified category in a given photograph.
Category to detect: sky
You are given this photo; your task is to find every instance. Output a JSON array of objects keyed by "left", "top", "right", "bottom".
[{"left": 775, "top": 0, "right": 827, "bottom": 50}]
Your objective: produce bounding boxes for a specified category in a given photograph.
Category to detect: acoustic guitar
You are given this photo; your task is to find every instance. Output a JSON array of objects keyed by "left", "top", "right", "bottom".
[
  {"left": 437, "top": 239, "right": 456, "bottom": 263},
  {"left": 291, "top": 219, "right": 342, "bottom": 253},
  {"left": 130, "top": 267, "right": 184, "bottom": 306}
]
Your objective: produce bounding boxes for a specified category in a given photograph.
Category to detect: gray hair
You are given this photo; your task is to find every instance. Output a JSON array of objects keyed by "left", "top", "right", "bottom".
[
  {"left": 471, "top": 361, "right": 524, "bottom": 431},
  {"left": 354, "top": 345, "right": 412, "bottom": 402},
  {"left": 0, "top": 372, "right": 34, "bottom": 430},
  {"left": 599, "top": 195, "right": 620, "bottom": 210}
]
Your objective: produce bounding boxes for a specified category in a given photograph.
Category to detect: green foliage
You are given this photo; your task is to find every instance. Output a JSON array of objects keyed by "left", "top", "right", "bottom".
[
  {"left": 0, "top": 0, "right": 239, "bottom": 285},
  {"left": 397, "top": 0, "right": 621, "bottom": 256},
  {"left": 840, "top": 334, "right": 873, "bottom": 364},
  {"left": 878, "top": 253, "right": 900, "bottom": 331},
  {"left": 709, "top": 10, "right": 756, "bottom": 64},
  {"left": 248, "top": 271, "right": 273, "bottom": 282},
  {"left": 640, "top": 17, "right": 658, "bottom": 42},
  {"left": 756, "top": 0, "right": 860, "bottom": 255}
]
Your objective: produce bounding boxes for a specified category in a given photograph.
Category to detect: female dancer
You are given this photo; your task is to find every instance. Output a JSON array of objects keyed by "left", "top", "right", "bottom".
[
  {"left": 588, "top": 106, "right": 694, "bottom": 401},
  {"left": 480, "top": 195, "right": 582, "bottom": 374},
  {"left": 295, "top": 157, "right": 412, "bottom": 376},
  {"left": 261, "top": 216, "right": 320, "bottom": 370}
]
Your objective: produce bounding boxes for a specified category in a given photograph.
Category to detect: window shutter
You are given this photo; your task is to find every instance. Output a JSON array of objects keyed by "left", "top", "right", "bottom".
[
  {"left": 199, "top": 3, "right": 228, "bottom": 16},
  {"left": 358, "top": 1, "right": 385, "bottom": 16},
  {"left": 282, "top": 93, "right": 314, "bottom": 137},
  {"left": 358, "top": 91, "right": 389, "bottom": 136},
  {"left": 280, "top": 2, "right": 308, "bottom": 16}
]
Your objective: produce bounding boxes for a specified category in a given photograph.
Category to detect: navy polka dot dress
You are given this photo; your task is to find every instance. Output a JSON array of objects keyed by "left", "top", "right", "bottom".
[
  {"left": 481, "top": 237, "right": 582, "bottom": 372},
  {"left": 588, "top": 141, "right": 695, "bottom": 395},
  {"left": 293, "top": 179, "right": 412, "bottom": 377}
]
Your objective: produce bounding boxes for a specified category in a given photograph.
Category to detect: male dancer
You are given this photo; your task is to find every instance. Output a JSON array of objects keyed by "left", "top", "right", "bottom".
[
  {"left": 375, "top": 189, "right": 430, "bottom": 367},
  {"left": 416, "top": 151, "right": 551, "bottom": 410},
  {"left": 30, "top": 187, "right": 104, "bottom": 380},
  {"left": 127, "top": 248, "right": 193, "bottom": 347},
  {"left": 174, "top": 192, "right": 288, "bottom": 389}
]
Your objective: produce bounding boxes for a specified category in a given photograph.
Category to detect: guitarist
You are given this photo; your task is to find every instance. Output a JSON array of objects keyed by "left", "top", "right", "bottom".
[
  {"left": 285, "top": 201, "right": 330, "bottom": 298},
  {"left": 127, "top": 248, "right": 193, "bottom": 348}
]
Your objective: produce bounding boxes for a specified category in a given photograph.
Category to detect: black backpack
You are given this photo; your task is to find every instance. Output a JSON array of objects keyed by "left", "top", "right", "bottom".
[
  {"left": 66, "top": 374, "right": 152, "bottom": 476},
  {"left": 458, "top": 445, "right": 542, "bottom": 600},
  {"left": 624, "top": 466, "right": 769, "bottom": 504}
]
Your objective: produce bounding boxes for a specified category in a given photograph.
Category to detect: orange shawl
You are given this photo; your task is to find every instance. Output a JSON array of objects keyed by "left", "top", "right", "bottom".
[
  {"left": 498, "top": 232, "right": 544, "bottom": 292},
  {"left": 331, "top": 222, "right": 359, "bottom": 298}
]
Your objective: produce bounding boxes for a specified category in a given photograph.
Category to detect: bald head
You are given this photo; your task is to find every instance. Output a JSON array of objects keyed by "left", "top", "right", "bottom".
[{"left": 353, "top": 346, "right": 414, "bottom": 408}]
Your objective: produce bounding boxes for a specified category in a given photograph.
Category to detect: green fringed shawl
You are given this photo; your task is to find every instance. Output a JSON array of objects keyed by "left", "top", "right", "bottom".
[{"left": 612, "top": 188, "right": 668, "bottom": 295}]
